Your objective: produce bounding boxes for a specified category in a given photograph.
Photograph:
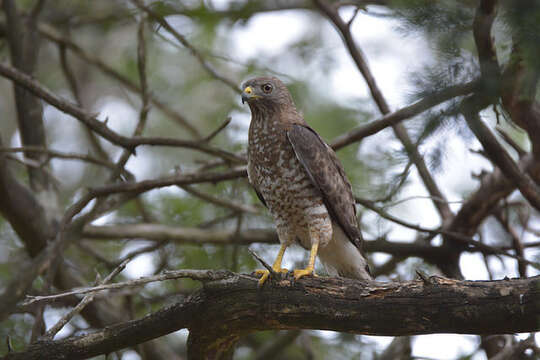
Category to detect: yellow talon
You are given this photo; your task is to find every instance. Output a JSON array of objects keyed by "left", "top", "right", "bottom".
[
  {"left": 254, "top": 243, "right": 290, "bottom": 287},
  {"left": 255, "top": 267, "right": 289, "bottom": 286},
  {"left": 293, "top": 267, "right": 317, "bottom": 280},
  {"left": 255, "top": 269, "right": 270, "bottom": 286}
]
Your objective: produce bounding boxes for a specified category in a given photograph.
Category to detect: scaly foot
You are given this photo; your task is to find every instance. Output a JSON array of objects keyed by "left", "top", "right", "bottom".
[
  {"left": 293, "top": 267, "right": 317, "bottom": 280},
  {"left": 254, "top": 267, "right": 289, "bottom": 287}
]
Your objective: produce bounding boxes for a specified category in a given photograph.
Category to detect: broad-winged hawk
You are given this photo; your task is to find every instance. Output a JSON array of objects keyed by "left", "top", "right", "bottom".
[{"left": 242, "top": 77, "right": 371, "bottom": 285}]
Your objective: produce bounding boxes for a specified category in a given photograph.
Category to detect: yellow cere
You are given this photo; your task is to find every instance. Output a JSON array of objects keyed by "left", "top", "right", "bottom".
[{"left": 244, "top": 86, "right": 253, "bottom": 95}]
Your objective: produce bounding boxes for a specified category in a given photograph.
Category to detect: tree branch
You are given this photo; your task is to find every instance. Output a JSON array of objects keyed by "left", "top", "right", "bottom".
[
  {"left": 129, "top": 0, "right": 239, "bottom": 93},
  {"left": 461, "top": 96, "right": 540, "bottom": 211},
  {"left": 330, "top": 81, "right": 478, "bottom": 150},
  {"left": 2, "top": 0, "right": 49, "bottom": 192},
  {"left": 37, "top": 22, "right": 202, "bottom": 138},
  {"left": 2, "top": 274, "right": 538, "bottom": 360},
  {"left": 82, "top": 223, "right": 540, "bottom": 270},
  {"left": 313, "top": 0, "right": 453, "bottom": 221},
  {"left": 0, "top": 62, "right": 243, "bottom": 163}
]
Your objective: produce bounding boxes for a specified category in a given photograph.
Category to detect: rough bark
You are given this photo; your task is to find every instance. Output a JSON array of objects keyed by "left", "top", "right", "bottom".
[{"left": 3, "top": 274, "right": 538, "bottom": 360}]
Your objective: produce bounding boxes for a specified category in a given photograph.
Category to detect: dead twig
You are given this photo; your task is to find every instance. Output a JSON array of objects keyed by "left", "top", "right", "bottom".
[
  {"left": 248, "top": 248, "right": 275, "bottom": 276},
  {"left": 23, "top": 269, "right": 240, "bottom": 306},
  {"left": 42, "top": 258, "right": 132, "bottom": 339}
]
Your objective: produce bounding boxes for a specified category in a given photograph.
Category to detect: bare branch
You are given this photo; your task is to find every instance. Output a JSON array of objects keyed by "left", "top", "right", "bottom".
[
  {"left": 38, "top": 22, "right": 202, "bottom": 138},
  {"left": 248, "top": 248, "right": 275, "bottom": 275},
  {"left": 461, "top": 96, "right": 540, "bottom": 211},
  {"left": 23, "top": 269, "right": 236, "bottom": 306},
  {"left": 202, "top": 117, "right": 232, "bottom": 143},
  {"left": 495, "top": 128, "right": 527, "bottom": 157},
  {"left": 129, "top": 0, "right": 239, "bottom": 93},
  {"left": 86, "top": 166, "right": 247, "bottom": 199},
  {"left": 3, "top": 275, "right": 538, "bottom": 360},
  {"left": 179, "top": 183, "right": 259, "bottom": 214},
  {"left": 42, "top": 258, "right": 132, "bottom": 339},
  {"left": 494, "top": 211, "right": 527, "bottom": 277},
  {"left": 0, "top": 62, "right": 244, "bottom": 163},
  {"left": 110, "top": 16, "right": 151, "bottom": 179},
  {"left": 356, "top": 197, "right": 540, "bottom": 269},
  {"left": 0, "top": 146, "right": 119, "bottom": 171},
  {"left": 83, "top": 223, "right": 277, "bottom": 245},
  {"left": 2, "top": 0, "right": 49, "bottom": 192},
  {"left": 313, "top": 0, "right": 453, "bottom": 221},
  {"left": 331, "top": 81, "right": 477, "bottom": 150}
]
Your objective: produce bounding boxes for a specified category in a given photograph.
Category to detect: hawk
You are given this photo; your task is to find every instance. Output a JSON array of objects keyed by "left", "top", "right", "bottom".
[{"left": 242, "top": 76, "right": 371, "bottom": 286}]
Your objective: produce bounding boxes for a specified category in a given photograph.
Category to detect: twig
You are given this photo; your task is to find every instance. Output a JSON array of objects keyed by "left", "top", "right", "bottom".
[
  {"left": 0, "top": 146, "right": 119, "bottom": 171},
  {"left": 130, "top": 0, "right": 239, "bottom": 93},
  {"left": 86, "top": 166, "right": 247, "bottom": 199},
  {"left": 23, "top": 269, "right": 238, "bottom": 306},
  {"left": 415, "top": 269, "right": 431, "bottom": 285},
  {"left": 314, "top": 0, "right": 453, "bottom": 221},
  {"left": 5, "top": 154, "right": 60, "bottom": 187},
  {"left": 248, "top": 248, "right": 275, "bottom": 276},
  {"left": 179, "top": 183, "right": 259, "bottom": 214},
  {"left": 203, "top": 117, "right": 232, "bottom": 143},
  {"left": 114, "top": 241, "right": 166, "bottom": 267},
  {"left": 42, "top": 258, "right": 132, "bottom": 339},
  {"left": 494, "top": 211, "right": 527, "bottom": 277},
  {"left": 462, "top": 96, "right": 540, "bottom": 211},
  {"left": 6, "top": 336, "right": 13, "bottom": 353},
  {"left": 83, "top": 223, "right": 277, "bottom": 245},
  {"left": 356, "top": 197, "right": 540, "bottom": 269},
  {"left": 381, "top": 195, "right": 464, "bottom": 209},
  {"left": 38, "top": 22, "right": 201, "bottom": 138},
  {"left": 0, "top": 61, "right": 244, "bottom": 163},
  {"left": 110, "top": 16, "right": 151, "bottom": 180},
  {"left": 58, "top": 41, "right": 112, "bottom": 162},
  {"left": 495, "top": 127, "right": 526, "bottom": 157},
  {"left": 330, "top": 81, "right": 477, "bottom": 150}
]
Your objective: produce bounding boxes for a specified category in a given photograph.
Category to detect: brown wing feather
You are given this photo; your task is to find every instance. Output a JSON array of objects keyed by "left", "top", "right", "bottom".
[{"left": 287, "top": 124, "right": 364, "bottom": 249}]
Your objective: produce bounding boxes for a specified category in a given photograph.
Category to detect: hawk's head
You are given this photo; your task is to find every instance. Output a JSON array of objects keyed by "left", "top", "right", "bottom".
[{"left": 241, "top": 77, "right": 294, "bottom": 108}]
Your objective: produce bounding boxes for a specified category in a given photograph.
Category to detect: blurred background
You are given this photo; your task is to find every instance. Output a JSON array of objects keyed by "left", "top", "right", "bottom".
[{"left": 0, "top": 0, "right": 539, "bottom": 359}]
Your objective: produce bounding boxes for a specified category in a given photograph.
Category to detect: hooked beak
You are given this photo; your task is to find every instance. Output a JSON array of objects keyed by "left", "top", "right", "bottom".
[{"left": 241, "top": 86, "right": 255, "bottom": 104}]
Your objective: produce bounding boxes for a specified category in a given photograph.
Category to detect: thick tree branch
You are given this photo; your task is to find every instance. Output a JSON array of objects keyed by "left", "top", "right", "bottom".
[
  {"left": 0, "top": 141, "right": 54, "bottom": 257},
  {"left": 2, "top": 0, "right": 49, "bottom": 192},
  {"left": 2, "top": 274, "right": 538, "bottom": 360}
]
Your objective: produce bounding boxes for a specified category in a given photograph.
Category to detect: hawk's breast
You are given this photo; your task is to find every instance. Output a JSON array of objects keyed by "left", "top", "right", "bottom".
[{"left": 248, "top": 119, "right": 332, "bottom": 248}]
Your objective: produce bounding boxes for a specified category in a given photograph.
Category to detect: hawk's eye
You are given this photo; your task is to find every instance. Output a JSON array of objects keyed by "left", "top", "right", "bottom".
[{"left": 262, "top": 83, "right": 273, "bottom": 94}]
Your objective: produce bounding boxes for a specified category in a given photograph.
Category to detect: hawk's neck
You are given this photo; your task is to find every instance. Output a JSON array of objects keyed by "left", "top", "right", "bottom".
[{"left": 248, "top": 102, "right": 305, "bottom": 129}]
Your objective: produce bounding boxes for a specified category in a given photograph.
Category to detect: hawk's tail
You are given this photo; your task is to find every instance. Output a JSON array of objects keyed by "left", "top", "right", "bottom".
[{"left": 318, "top": 225, "right": 372, "bottom": 281}]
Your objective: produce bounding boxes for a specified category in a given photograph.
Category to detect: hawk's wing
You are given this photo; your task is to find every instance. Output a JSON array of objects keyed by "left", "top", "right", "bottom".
[
  {"left": 287, "top": 124, "right": 364, "bottom": 249},
  {"left": 247, "top": 157, "right": 267, "bottom": 208}
]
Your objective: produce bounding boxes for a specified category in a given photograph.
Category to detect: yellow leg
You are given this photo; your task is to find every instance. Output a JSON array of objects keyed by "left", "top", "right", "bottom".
[
  {"left": 255, "top": 243, "right": 289, "bottom": 286},
  {"left": 293, "top": 239, "right": 319, "bottom": 280}
]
